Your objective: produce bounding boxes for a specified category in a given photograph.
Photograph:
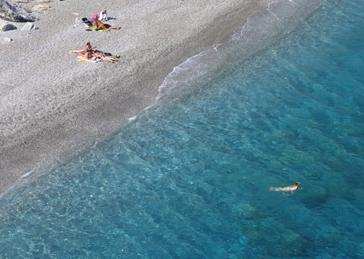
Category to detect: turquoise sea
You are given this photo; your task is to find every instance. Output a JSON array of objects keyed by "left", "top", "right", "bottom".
[{"left": 1, "top": 0, "right": 364, "bottom": 258}]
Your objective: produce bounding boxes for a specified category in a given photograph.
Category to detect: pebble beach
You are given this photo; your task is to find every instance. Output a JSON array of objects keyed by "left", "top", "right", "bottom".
[{"left": 0, "top": 0, "right": 266, "bottom": 194}]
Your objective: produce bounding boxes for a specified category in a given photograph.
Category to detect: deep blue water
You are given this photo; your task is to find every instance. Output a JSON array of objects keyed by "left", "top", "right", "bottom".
[{"left": 1, "top": 1, "right": 364, "bottom": 258}]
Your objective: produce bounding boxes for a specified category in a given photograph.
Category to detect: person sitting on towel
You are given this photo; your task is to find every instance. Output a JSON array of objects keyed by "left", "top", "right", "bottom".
[
  {"left": 81, "top": 17, "right": 120, "bottom": 31},
  {"left": 92, "top": 9, "right": 108, "bottom": 22}
]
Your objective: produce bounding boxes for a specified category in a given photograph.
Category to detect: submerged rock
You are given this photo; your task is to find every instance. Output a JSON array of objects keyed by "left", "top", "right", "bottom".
[
  {"left": 1, "top": 22, "right": 16, "bottom": 31},
  {"left": 0, "top": 0, "right": 36, "bottom": 22},
  {"left": 357, "top": 242, "right": 364, "bottom": 257}
]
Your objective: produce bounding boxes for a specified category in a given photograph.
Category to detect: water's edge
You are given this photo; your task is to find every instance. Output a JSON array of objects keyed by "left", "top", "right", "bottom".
[
  {"left": 155, "top": 0, "right": 321, "bottom": 103},
  {"left": 1, "top": 0, "right": 364, "bottom": 257},
  {"left": 0, "top": 0, "right": 321, "bottom": 199}
]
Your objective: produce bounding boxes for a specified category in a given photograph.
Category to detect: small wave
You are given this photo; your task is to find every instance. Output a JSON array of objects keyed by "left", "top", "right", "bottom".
[
  {"left": 155, "top": 0, "right": 320, "bottom": 101},
  {"left": 156, "top": 47, "right": 222, "bottom": 100},
  {"left": 20, "top": 170, "right": 34, "bottom": 179},
  {"left": 128, "top": 116, "right": 137, "bottom": 122}
]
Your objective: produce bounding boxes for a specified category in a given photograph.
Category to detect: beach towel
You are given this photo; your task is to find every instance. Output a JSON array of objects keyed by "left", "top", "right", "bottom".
[
  {"left": 71, "top": 50, "right": 85, "bottom": 55},
  {"left": 86, "top": 28, "right": 106, "bottom": 32},
  {"left": 78, "top": 56, "right": 100, "bottom": 63}
]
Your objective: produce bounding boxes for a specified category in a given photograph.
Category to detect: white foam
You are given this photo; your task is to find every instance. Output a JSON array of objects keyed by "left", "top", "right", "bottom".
[
  {"left": 20, "top": 170, "right": 34, "bottom": 179},
  {"left": 143, "top": 104, "right": 154, "bottom": 111},
  {"left": 128, "top": 115, "right": 137, "bottom": 122},
  {"left": 155, "top": 0, "right": 320, "bottom": 102}
]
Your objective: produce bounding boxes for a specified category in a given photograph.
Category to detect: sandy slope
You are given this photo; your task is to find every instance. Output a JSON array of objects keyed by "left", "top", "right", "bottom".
[{"left": 0, "top": 0, "right": 267, "bottom": 194}]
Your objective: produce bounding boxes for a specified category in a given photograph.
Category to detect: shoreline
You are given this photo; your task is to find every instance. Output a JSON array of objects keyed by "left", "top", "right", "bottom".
[
  {"left": 0, "top": 0, "right": 319, "bottom": 196},
  {"left": 0, "top": 0, "right": 321, "bottom": 197}
]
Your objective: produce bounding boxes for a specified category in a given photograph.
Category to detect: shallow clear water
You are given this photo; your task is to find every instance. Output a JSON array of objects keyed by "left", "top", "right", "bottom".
[{"left": 1, "top": 1, "right": 364, "bottom": 258}]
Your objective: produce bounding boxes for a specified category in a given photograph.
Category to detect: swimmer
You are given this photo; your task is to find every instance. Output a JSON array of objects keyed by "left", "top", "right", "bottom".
[{"left": 270, "top": 182, "right": 301, "bottom": 192}]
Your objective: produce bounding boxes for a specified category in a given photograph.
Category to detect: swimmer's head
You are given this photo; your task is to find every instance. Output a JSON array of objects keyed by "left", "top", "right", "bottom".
[{"left": 295, "top": 182, "right": 301, "bottom": 187}]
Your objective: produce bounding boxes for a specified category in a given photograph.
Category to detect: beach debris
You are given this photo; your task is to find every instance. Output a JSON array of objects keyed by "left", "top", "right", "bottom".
[
  {"left": 31, "top": 3, "right": 50, "bottom": 12},
  {"left": 0, "top": 0, "right": 36, "bottom": 22},
  {"left": 21, "top": 21, "right": 37, "bottom": 30},
  {"left": 73, "top": 17, "right": 81, "bottom": 28},
  {"left": 1, "top": 22, "right": 16, "bottom": 31},
  {"left": 0, "top": 36, "right": 13, "bottom": 43}
]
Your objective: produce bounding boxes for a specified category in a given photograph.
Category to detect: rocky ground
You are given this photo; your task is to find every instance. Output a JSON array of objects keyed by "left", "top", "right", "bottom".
[
  {"left": 0, "top": 0, "right": 45, "bottom": 39},
  {"left": 12, "top": 0, "right": 52, "bottom": 14}
]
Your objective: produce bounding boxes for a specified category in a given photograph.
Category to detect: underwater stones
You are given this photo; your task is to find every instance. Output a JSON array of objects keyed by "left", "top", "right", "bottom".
[
  {"left": 234, "top": 203, "right": 256, "bottom": 219},
  {"left": 309, "top": 224, "right": 342, "bottom": 251},
  {"left": 241, "top": 215, "right": 311, "bottom": 257},
  {"left": 263, "top": 220, "right": 312, "bottom": 257},
  {"left": 352, "top": 188, "right": 364, "bottom": 210},
  {"left": 356, "top": 242, "right": 364, "bottom": 257},
  {"left": 277, "top": 231, "right": 312, "bottom": 257},
  {"left": 300, "top": 185, "right": 329, "bottom": 209}
]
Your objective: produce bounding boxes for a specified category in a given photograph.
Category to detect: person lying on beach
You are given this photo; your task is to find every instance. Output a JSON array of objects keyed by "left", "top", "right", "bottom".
[
  {"left": 92, "top": 49, "right": 120, "bottom": 63},
  {"left": 81, "top": 17, "right": 121, "bottom": 31},
  {"left": 70, "top": 41, "right": 120, "bottom": 63},
  {"left": 270, "top": 182, "right": 301, "bottom": 192}
]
